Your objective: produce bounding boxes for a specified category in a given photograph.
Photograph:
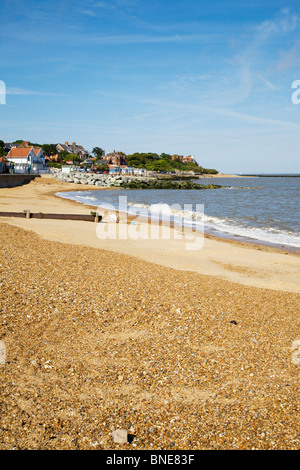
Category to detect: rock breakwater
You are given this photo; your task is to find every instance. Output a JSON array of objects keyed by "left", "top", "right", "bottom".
[
  {"left": 53, "top": 171, "right": 224, "bottom": 190},
  {"left": 54, "top": 170, "right": 131, "bottom": 188}
]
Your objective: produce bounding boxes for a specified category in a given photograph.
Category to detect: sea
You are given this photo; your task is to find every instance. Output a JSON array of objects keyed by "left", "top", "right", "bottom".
[{"left": 56, "top": 176, "right": 300, "bottom": 252}]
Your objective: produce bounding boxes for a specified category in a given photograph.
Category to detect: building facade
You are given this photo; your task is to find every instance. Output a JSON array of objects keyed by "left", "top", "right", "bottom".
[
  {"left": 6, "top": 147, "right": 46, "bottom": 173},
  {"left": 104, "top": 151, "right": 128, "bottom": 167},
  {"left": 171, "top": 154, "right": 197, "bottom": 164},
  {"left": 56, "top": 141, "right": 89, "bottom": 160}
]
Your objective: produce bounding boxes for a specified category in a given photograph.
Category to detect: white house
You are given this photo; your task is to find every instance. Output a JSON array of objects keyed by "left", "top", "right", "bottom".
[{"left": 6, "top": 147, "right": 46, "bottom": 173}]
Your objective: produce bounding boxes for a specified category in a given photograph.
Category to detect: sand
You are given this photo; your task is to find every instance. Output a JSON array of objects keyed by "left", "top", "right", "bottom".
[
  {"left": 0, "top": 175, "right": 299, "bottom": 293},
  {"left": 0, "top": 175, "right": 299, "bottom": 450}
]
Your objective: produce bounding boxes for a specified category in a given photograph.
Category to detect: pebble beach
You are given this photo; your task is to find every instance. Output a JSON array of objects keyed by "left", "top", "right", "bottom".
[{"left": 0, "top": 177, "right": 299, "bottom": 450}]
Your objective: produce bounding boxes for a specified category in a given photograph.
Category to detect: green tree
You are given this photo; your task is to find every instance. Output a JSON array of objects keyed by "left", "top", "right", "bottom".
[
  {"left": 46, "top": 161, "right": 62, "bottom": 169},
  {"left": 160, "top": 153, "right": 171, "bottom": 160},
  {"left": 95, "top": 162, "right": 108, "bottom": 171},
  {"left": 42, "top": 144, "right": 57, "bottom": 156},
  {"left": 92, "top": 147, "right": 104, "bottom": 159},
  {"left": 12, "top": 139, "right": 41, "bottom": 146},
  {"left": 0, "top": 140, "right": 5, "bottom": 156},
  {"left": 202, "top": 168, "right": 218, "bottom": 174},
  {"left": 57, "top": 150, "right": 69, "bottom": 163},
  {"left": 117, "top": 150, "right": 218, "bottom": 174},
  {"left": 65, "top": 153, "right": 81, "bottom": 164},
  {"left": 147, "top": 159, "right": 171, "bottom": 172}
]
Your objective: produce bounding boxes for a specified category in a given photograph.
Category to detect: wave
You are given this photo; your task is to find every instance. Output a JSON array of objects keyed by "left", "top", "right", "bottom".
[
  {"left": 56, "top": 192, "right": 300, "bottom": 249},
  {"left": 127, "top": 202, "right": 300, "bottom": 248}
]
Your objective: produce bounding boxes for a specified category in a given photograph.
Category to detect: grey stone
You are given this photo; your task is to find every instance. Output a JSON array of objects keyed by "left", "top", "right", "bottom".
[{"left": 93, "top": 174, "right": 105, "bottom": 181}]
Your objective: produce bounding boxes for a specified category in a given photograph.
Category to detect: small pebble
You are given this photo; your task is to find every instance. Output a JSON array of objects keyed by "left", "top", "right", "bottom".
[{"left": 112, "top": 429, "right": 128, "bottom": 444}]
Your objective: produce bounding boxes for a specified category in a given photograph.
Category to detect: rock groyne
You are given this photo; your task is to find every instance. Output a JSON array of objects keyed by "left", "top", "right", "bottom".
[
  {"left": 53, "top": 171, "right": 224, "bottom": 190},
  {"left": 54, "top": 171, "right": 142, "bottom": 188}
]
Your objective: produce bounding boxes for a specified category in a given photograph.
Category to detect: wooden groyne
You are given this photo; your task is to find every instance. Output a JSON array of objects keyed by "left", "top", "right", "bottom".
[{"left": 0, "top": 210, "right": 102, "bottom": 222}]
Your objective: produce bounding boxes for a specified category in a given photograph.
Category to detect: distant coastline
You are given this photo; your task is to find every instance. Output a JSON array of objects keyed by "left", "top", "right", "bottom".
[
  {"left": 200, "top": 173, "right": 246, "bottom": 178},
  {"left": 240, "top": 173, "right": 300, "bottom": 177}
]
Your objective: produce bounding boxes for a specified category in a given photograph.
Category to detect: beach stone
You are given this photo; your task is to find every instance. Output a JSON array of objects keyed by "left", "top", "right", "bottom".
[
  {"left": 0, "top": 340, "right": 6, "bottom": 365},
  {"left": 291, "top": 339, "right": 300, "bottom": 365},
  {"left": 112, "top": 429, "right": 128, "bottom": 444}
]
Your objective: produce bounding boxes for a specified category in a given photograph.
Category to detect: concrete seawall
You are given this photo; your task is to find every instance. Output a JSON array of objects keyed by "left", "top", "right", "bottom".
[{"left": 0, "top": 174, "right": 40, "bottom": 188}]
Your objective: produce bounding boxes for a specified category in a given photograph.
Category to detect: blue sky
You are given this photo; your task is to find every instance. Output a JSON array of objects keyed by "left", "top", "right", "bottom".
[{"left": 0, "top": 0, "right": 300, "bottom": 173}]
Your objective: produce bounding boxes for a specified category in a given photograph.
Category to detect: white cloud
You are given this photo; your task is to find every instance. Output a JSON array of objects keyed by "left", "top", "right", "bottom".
[
  {"left": 257, "top": 9, "right": 298, "bottom": 35},
  {"left": 256, "top": 74, "right": 278, "bottom": 90},
  {"left": 6, "top": 87, "right": 67, "bottom": 96},
  {"left": 76, "top": 32, "right": 219, "bottom": 45}
]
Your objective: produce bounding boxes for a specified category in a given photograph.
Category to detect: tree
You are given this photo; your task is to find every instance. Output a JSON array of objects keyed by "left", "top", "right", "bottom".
[
  {"left": 92, "top": 147, "right": 104, "bottom": 159},
  {"left": 65, "top": 153, "right": 81, "bottom": 164},
  {"left": 42, "top": 144, "right": 57, "bottom": 156},
  {"left": 57, "top": 150, "right": 69, "bottom": 163},
  {"left": 0, "top": 140, "right": 5, "bottom": 156},
  {"left": 202, "top": 168, "right": 218, "bottom": 174},
  {"left": 126, "top": 152, "right": 160, "bottom": 168},
  {"left": 108, "top": 149, "right": 218, "bottom": 174},
  {"left": 12, "top": 139, "right": 41, "bottom": 146},
  {"left": 147, "top": 159, "right": 170, "bottom": 172},
  {"left": 160, "top": 153, "right": 171, "bottom": 160},
  {"left": 95, "top": 162, "right": 108, "bottom": 171}
]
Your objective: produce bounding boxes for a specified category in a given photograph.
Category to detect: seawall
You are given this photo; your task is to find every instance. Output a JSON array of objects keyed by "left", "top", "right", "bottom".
[{"left": 0, "top": 174, "right": 40, "bottom": 188}]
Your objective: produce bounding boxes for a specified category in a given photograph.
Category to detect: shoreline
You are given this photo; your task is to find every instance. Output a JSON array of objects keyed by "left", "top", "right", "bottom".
[
  {"left": 53, "top": 178, "right": 300, "bottom": 256},
  {"left": 0, "top": 175, "right": 299, "bottom": 293},
  {"left": 55, "top": 192, "right": 300, "bottom": 256}
]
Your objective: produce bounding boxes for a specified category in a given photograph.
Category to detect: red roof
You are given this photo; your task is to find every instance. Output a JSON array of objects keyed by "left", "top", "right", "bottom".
[
  {"left": 7, "top": 147, "right": 42, "bottom": 158},
  {"left": 7, "top": 148, "right": 31, "bottom": 158}
]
